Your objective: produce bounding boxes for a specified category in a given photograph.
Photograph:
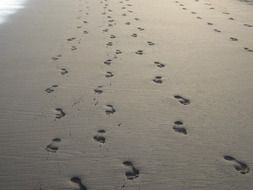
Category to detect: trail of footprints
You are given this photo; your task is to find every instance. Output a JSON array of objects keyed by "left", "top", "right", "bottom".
[
  {"left": 174, "top": 0, "right": 253, "bottom": 52},
  {"left": 42, "top": 0, "right": 251, "bottom": 189}
]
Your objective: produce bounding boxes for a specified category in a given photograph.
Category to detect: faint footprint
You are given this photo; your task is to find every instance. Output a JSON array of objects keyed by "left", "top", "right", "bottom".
[
  {"left": 105, "top": 104, "right": 116, "bottom": 115},
  {"left": 173, "top": 121, "right": 187, "bottom": 135},
  {"left": 224, "top": 155, "right": 250, "bottom": 174},
  {"left": 115, "top": 49, "right": 122, "bottom": 54},
  {"left": 45, "top": 85, "right": 58, "bottom": 93},
  {"left": 105, "top": 71, "right": 114, "bottom": 78},
  {"left": 71, "top": 46, "right": 77, "bottom": 51},
  {"left": 147, "top": 41, "right": 155, "bottom": 46},
  {"left": 244, "top": 23, "right": 253, "bottom": 27},
  {"left": 106, "top": 42, "right": 113, "bottom": 46},
  {"left": 131, "top": 33, "right": 137, "bottom": 37},
  {"left": 123, "top": 161, "right": 139, "bottom": 180},
  {"left": 45, "top": 138, "right": 61, "bottom": 153},
  {"left": 154, "top": 61, "right": 165, "bottom": 68},
  {"left": 244, "top": 47, "right": 253, "bottom": 52},
  {"left": 137, "top": 27, "right": 144, "bottom": 31},
  {"left": 174, "top": 95, "right": 190, "bottom": 105},
  {"left": 60, "top": 68, "right": 69, "bottom": 75},
  {"left": 71, "top": 177, "right": 87, "bottom": 190},
  {"left": 93, "top": 129, "right": 106, "bottom": 144},
  {"left": 230, "top": 37, "right": 238, "bottom": 41},
  {"left": 214, "top": 29, "right": 221, "bottom": 33},
  {"left": 55, "top": 108, "right": 66, "bottom": 119},
  {"left": 153, "top": 76, "right": 163, "bottom": 84},
  {"left": 136, "top": 50, "right": 143, "bottom": 55},
  {"left": 51, "top": 54, "right": 62, "bottom": 61},
  {"left": 67, "top": 37, "right": 76, "bottom": 42},
  {"left": 104, "top": 59, "right": 112, "bottom": 65},
  {"left": 94, "top": 86, "right": 103, "bottom": 94},
  {"left": 83, "top": 30, "right": 88, "bottom": 34}
]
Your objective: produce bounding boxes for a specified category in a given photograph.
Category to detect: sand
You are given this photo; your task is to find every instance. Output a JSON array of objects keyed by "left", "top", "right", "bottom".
[{"left": 0, "top": 0, "right": 253, "bottom": 189}]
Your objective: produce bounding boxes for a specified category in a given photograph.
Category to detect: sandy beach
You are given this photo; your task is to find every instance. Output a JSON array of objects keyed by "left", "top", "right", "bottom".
[{"left": 0, "top": 0, "right": 253, "bottom": 189}]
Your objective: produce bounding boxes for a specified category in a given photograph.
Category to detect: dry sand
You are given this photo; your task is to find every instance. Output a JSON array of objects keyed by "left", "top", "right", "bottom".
[{"left": 0, "top": 0, "right": 253, "bottom": 189}]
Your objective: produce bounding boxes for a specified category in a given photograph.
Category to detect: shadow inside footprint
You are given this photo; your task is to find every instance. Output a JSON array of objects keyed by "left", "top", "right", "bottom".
[
  {"left": 123, "top": 161, "right": 139, "bottom": 180},
  {"left": 105, "top": 71, "right": 114, "bottom": 78},
  {"left": 94, "top": 86, "right": 103, "bottom": 94},
  {"left": 71, "top": 177, "right": 87, "bottom": 190},
  {"left": 45, "top": 85, "right": 58, "bottom": 93},
  {"left": 45, "top": 138, "right": 61, "bottom": 153},
  {"left": 173, "top": 121, "right": 187, "bottom": 135},
  {"left": 105, "top": 104, "right": 116, "bottom": 115},
  {"left": 153, "top": 76, "right": 163, "bottom": 84},
  {"left": 136, "top": 50, "right": 143, "bottom": 55},
  {"left": 224, "top": 155, "right": 250, "bottom": 174},
  {"left": 174, "top": 95, "right": 190, "bottom": 105},
  {"left": 154, "top": 61, "right": 165, "bottom": 68},
  {"left": 55, "top": 108, "right": 66, "bottom": 119}
]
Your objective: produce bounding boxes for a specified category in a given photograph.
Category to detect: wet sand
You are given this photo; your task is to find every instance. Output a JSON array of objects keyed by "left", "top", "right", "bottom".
[{"left": 0, "top": 0, "right": 253, "bottom": 189}]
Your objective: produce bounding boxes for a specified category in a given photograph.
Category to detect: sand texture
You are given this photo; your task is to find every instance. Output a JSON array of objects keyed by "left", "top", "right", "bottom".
[{"left": 0, "top": 0, "right": 253, "bottom": 189}]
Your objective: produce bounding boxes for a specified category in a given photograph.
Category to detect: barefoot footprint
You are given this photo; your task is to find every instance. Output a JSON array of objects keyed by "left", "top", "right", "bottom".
[
  {"left": 105, "top": 104, "right": 116, "bottom": 115},
  {"left": 174, "top": 95, "right": 190, "bottom": 105},
  {"left": 173, "top": 121, "right": 187, "bottom": 135},
  {"left": 105, "top": 71, "right": 114, "bottom": 78},
  {"left": 123, "top": 161, "right": 140, "bottom": 180},
  {"left": 154, "top": 61, "right": 165, "bottom": 68},
  {"left": 45, "top": 85, "right": 58, "bottom": 93},
  {"left": 55, "top": 108, "right": 66, "bottom": 119},
  {"left": 224, "top": 155, "right": 250, "bottom": 174},
  {"left": 153, "top": 76, "right": 163, "bottom": 84},
  {"left": 94, "top": 86, "right": 103, "bottom": 94},
  {"left": 45, "top": 138, "right": 61, "bottom": 153},
  {"left": 71, "top": 177, "right": 87, "bottom": 190},
  {"left": 93, "top": 129, "right": 106, "bottom": 144}
]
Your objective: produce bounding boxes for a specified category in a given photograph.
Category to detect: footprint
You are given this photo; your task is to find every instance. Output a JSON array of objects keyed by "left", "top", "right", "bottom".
[
  {"left": 131, "top": 33, "right": 137, "bottom": 37},
  {"left": 71, "top": 177, "right": 87, "bottom": 190},
  {"left": 110, "top": 34, "right": 116, "bottom": 39},
  {"left": 174, "top": 95, "right": 190, "bottom": 105},
  {"left": 45, "top": 138, "right": 61, "bottom": 153},
  {"left": 173, "top": 121, "right": 187, "bottom": 135},
  {"left": 214, "top": 29, "right": 221, "bottom": 33},
  {"left": 136, "top": 50, "right": 143, "bottom": 55},
  {"left": 125, "top": 22, "right": 131, "bottom": 25},
  {"left": 137, "top": 27, "right": 144, "bottom": 31},
  {"left": 51, "top": 54, "right": 62, "bottom": 61},
  {"left": 122, "top": 13, "right": 127, "bottom": 16},
  {"left": 123, "top": 161, "right": 139, "bottom": 180},
  {"left": 55, "top": 108, "right": 66, "bottom": 119},
  {"left": 153, "top": 76, "right": 163, "bottom": 84},
  {"left": 105, "top": 104, "right": 116, "bottom": 115},
  {"left": 224, "top": 155, "right": 250, "bottom": 174},
  {"left": 222, "top": 11, "right": 230, "bottom": 15},
  {"left": 207, "top": 22, "right": 213, "bottom": 25},
  {"left": 154, "top": 61, "right": 165, "bottom": 68},
  {"left": 196, "top": 16, "right": 202, "bottom": 19},
  {"left": 229, "top": 17, "right": 235, "bottom": 20},
  {"left": 191, "top": 11, "right": 197, "bottom": 14},
  {"left": 94, "top": 86, "right": 103, "bottom": 94},
  {"left": 106, "top": 42, "right": 113, "bottom": 46},
  {"left": 105, "top": 71, "right": 114, "bottom": 78},
  {"left": 230, "top": 37, "right": 238, "bottom": 41},
  {"left": 71, "top": 46, "right": 77, "bottom": 51},
  {"left": 134, "top": 18, "right": 140, "bottom": 21},
  {"left": 104, "top": 59, "right": 112, "bottom": 65},
  {"left": 147, "top": 41, "right": 155, "bottom": 46},
  {"left": 60, "top": 68, "right": 69, "bottom": 75},
  {"left": 244, "top": 23, "right": 253, "bottom": 27},
  {"left": 244, "top": 47, "right": 253, "bottom": 52},
  {"left": 45, "top": 85, "right": 58, "bottom": 93},
  {"left": 115, "top": 49, "right": 122, "bottom": 54},
  {"left": 93, "top": 129, "right": 106, "bottom": 144},
  {"left": 67, "top": 37, "right": 76, "bottom": 42}
]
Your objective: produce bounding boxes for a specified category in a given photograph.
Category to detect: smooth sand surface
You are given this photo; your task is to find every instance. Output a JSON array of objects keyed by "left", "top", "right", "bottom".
[{"left": 0, "top": 0, "right": 253, "bottom": 189}]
